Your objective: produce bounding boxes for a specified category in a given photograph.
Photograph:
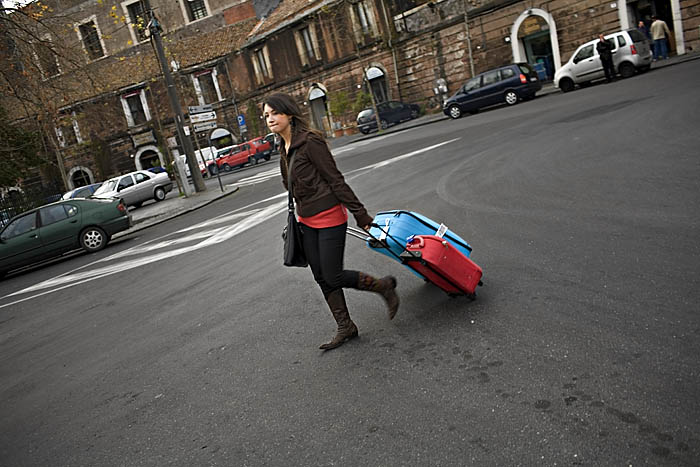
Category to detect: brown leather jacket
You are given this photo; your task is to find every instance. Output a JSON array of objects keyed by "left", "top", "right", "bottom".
[{"left": 280, "top": 129, "right": 373, "bottom": 227}]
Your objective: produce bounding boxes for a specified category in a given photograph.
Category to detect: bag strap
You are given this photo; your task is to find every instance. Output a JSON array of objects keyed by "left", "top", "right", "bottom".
[{"left": 286, "top": 148, "right": 297, "bottom": 214}]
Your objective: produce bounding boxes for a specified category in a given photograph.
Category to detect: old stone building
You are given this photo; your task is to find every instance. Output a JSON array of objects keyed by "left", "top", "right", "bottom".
[{"left": 2, "top": 0, "right": 698, "bottom": 192}]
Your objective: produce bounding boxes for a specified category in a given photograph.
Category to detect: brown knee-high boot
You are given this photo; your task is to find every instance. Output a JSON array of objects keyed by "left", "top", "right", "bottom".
[
  {"left": 319, "top": 289, "right": 359, "bottom": 350},
  {"left": 357, "top": 272, "right": 400, "bottom": 320}
]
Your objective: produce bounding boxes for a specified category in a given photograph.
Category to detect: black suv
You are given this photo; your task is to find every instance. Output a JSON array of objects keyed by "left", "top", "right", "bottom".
[{"left": 443, "top": 63, "right": 542, "bottom": 119}]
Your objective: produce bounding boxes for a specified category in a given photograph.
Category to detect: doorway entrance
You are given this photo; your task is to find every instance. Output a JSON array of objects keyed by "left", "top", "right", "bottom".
[
  {"left": 366, "top": 66, "right": 388, "bottom": 103},
  {"left": 70, "top": 169, "right": 92, "bottom": 188},
  {"left": 518, "top": 16, "right": 554, "bottom": 80},
  {"left": 139, "top": 150, "right": 160, "bottom": 169},
  {"left": 627, "top": 0, "right": 676, "bottom": 54},
  {"left": 522, "top": 31, "right": 554, "bottom": 80},
  {"left": 309, "top": 86, "right": 329, "bottom": 135}
]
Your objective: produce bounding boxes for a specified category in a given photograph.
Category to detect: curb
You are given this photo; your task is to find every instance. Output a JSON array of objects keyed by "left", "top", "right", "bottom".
[
  {"left": 113, "top": 186, "right": 240, "bottom": 239},
  {"left": 330, "top": 85, "right": 561, "bottom": 148}
]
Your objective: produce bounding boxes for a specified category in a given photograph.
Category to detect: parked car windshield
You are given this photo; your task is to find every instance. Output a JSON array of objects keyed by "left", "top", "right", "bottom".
[{"left": 94, "top": 179, "right": 118, "bottom": 194}]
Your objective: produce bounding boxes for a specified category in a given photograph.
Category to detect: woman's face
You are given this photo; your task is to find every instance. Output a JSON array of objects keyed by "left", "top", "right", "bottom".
[{"left": 263, "top": 104, "right": 291, "bottom": 135}]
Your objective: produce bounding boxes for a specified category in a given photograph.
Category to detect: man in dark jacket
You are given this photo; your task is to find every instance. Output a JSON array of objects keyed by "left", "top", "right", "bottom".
[{"left": 596, "top": 33, "right": 615, "bottom": 83}]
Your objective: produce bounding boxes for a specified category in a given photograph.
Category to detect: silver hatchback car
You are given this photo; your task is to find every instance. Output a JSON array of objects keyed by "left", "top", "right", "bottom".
[
  {"left": 555, "top": 29, "right": 652, "bottom": 92},
  {"left": 93, "top": 170, "right": 173, "bottom": 208}
]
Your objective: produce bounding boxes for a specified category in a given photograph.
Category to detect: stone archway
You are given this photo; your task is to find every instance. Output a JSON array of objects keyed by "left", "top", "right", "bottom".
[
  {"left": 67, "top": 166, "right": 95, "bottom": 189},
  {"left": 510, "top": 8, "right": 562, "bottom": 73},
  {"left": 307, "top": 84, "right": 331, "bottom": 136},
  {"left": 134, "top": 144, "right": 164, "bottom": 170},
  {"left": 365, "top": 65, "right": 389, "bottom": 103}
]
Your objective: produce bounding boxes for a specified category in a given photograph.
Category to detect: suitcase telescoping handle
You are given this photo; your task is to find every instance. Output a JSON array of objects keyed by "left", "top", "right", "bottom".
[{"left": 346, "top": 223, "right": 423, "bottom": 263}]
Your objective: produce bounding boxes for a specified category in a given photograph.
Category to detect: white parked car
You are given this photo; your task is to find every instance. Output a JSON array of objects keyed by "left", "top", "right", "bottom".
[
  {"left": 92, "top": 170, "right": 173, "bottom": 208},
  {"left": 555, "top": 29, "right": 652, "bottom": 92}
]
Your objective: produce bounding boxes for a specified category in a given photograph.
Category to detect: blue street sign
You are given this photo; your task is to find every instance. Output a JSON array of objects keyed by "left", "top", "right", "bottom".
[{"left": 237, "top": 115, "right": 246, "bottom": 127}]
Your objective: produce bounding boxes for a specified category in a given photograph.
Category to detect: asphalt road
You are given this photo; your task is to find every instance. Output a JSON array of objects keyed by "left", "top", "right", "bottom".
[{"left": 1, "top": 60, "right": 699, "bottom": 466}]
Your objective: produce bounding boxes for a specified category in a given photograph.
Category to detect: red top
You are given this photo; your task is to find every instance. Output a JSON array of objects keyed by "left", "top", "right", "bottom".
[{"left": 298, "top": 204, "right": 348, "bottom": 228}]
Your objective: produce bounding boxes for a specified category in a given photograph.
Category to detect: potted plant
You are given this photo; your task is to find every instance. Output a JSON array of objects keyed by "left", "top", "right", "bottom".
[{"left": 329, "top": 91, "right": 352, "bottom": 137}]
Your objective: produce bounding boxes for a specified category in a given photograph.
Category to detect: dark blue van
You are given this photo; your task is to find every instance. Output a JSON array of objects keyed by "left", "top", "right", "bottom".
[{"left": 443, "top": 63, "right": 542, "bottom": 119}]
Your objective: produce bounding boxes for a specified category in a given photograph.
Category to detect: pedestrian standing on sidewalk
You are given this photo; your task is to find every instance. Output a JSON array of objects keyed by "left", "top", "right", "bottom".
[
  {"left": 650, "top": 15, "right": 671, "bottom": 60},
  {"left": 596, "top": 33, "right": 615, "bottom": 83},
  {"left": 637, "top": 20, "right": 651, "bottom": 40},
  {"left": 262, "top": 92, "right": 400, "bottom": 351}
]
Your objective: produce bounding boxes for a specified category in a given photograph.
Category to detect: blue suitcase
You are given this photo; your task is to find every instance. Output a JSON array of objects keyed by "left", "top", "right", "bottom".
[{"left": 366, "top": 211, "right": 473, "bottom": 278}]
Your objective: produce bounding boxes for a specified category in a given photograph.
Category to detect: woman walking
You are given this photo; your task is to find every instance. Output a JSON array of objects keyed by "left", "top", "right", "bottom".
[{"left": 263, "top": 92, "right": 399, "bottom": 350}]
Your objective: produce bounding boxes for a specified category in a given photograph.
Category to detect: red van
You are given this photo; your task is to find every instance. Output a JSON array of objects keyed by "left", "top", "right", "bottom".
[{"left": 214, "top": 138, "right": 273, "bottom": 172}]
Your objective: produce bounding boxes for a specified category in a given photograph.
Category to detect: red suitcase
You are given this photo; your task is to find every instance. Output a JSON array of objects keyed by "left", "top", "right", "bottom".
[{"left": 400, "top": 235, "right": 483, "bottom": 298}]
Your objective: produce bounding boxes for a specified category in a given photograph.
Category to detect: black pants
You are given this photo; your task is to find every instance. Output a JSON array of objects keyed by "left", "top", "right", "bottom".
[
  {"left": 300, "top": 222, "right": 359, "bottom": 298},
  {"left": 602, "top": 58, "right": 615, "bottom": 82}
]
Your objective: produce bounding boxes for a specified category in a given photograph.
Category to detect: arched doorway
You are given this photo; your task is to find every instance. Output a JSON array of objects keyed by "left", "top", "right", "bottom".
[
  {"left": 366, "top": 66, "right": 388, "bottom": 103},
  {"left": 511, "top": 9, "right": 561, "bottom": 75},
  {"left": 308, "top": 85, "right": 330, "bottom": 135},
  {"left": 67, "top": 166, "right": 94, "bottom": 189},
  {"left": 134, "top": 144, "right": 164, "bottom": 170},
  {"left": 518, "top": 16, "right": 554, "bottom": 80}
]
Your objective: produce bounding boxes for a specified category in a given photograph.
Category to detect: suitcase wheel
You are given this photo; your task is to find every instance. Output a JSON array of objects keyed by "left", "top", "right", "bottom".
[{"left": 478, "top": 280, "right": 483, "bottom": 287}]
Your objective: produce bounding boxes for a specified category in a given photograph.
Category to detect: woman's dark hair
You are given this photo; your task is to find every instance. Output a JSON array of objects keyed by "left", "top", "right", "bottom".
[{"left": 262, "top": 92, "right": 323, "bottom": 140}]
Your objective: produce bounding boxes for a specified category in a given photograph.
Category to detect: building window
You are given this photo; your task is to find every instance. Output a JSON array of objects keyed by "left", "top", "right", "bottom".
[
  {"left": 77, "top": 17, "right": 105, "bottom": 60},
  {"left": 349, "top": 1, "right": 378, "bottom": 42},
  {"left": 295, "top": 26, "right": 320, "bottom": 66},
  {"left": 124, "top": 0, "right": 149, "bottom": 43},
  {"left": 35, "top": 35, "right": 60, "bottom": 79},
  {"left": 252, "top": 46, "right": 273, "bottom": 85},
  {"left": 184, "top": 0, "right": 209, "bottom": 22},
  {"left": 120, "top": 89, "right": 151, "bottom": 127},
  {"left": 55, "top": 112, "right": 83, "bottom": 148},
  {"left": 192, "top": 69, "right": 222, "bottom": 105}
]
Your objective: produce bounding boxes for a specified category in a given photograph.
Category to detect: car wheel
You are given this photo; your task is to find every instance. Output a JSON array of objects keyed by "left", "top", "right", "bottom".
[
  {"left": 559, "top": 78, "right": 574, "bottom": 93},
  {"left": 223, "top": 163, "right": 231, "bottom": 172},
  {"left": 360, "top": 128, "right": 369, "bottom": 134},
  {"left": 380, "top": 119, "right": 388, "bottom": 130},
  {"left": 619, "top": 62, "right": 635, "bottom": 79},
  {"left": 504, "top": 90, "right": 519, "bottom": 106},
  {"left": 80, "top": 226, "right": 108, "bottom": 253},
  {"left": 448, "top": 105, "right": 462, "bottom": 119},
  {"left": 264, "top": 155, "right": 271, "bottom": 161},
  {"left": 133, "top": 201, "right": 143, "bottom": 209},
  {"left": 154, "top": 187, "right": 166, "bottom": 202},
  {"left": 410, "top": 109, "right": 419, "bottom": 119}
]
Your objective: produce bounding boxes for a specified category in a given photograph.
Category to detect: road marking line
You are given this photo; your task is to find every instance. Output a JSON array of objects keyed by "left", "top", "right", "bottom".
[
  {"left": 0, "top": 138, "right": 459, "bottom": 306},
  {"left": 1, "top": 202, "right": 287, "bottom": 305}
]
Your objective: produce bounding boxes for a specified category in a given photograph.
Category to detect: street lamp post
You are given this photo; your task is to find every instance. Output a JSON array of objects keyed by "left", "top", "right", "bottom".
[{"left": 142, "top": 0, "right": 206, "bottom": 193}]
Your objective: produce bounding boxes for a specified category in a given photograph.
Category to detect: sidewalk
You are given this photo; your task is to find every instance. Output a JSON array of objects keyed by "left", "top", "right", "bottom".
[
  {"left": 328, "top": 82, "right": 561, "bottom": 149},
  {"left": 119, "top": 50, "right": 699, "bottom": 236}
]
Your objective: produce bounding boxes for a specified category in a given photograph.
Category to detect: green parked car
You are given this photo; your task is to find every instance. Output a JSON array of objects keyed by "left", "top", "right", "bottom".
[{"left": 0, "top": 198, "right": 131, "bottom": 278}]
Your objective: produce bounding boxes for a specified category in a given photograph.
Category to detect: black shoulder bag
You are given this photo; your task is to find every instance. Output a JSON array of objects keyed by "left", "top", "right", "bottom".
[{"left": 282, "top": 149, "right": 308, "bottom": 267}]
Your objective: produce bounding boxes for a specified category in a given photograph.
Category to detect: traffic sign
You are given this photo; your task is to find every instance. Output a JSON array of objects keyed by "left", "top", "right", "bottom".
[
  {"left": 193, "top": 121, "right": 217, "bottom": 132},
  {"left": 190, "top": 111, "right": 216, "bottom": 123},
  {"left": 237, "top": 114, "right": 246, "bottom": 127},
  {"left": 188, "top": 104, "right": 213, "bottom": 114}
]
